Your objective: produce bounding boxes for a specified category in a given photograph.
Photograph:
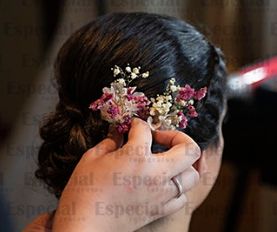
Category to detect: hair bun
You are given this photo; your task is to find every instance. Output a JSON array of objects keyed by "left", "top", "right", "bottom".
[{"left": 59, "top": 103, "right": 84, "bottom": 123}]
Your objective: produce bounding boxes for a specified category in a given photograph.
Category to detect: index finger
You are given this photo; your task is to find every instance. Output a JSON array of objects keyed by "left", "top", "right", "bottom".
[
  {"left": 152, "top": 129, "right": 196, "bottom": 148},
  {"left": 152, "top": 130, "right": 201, "bottom": 178}
]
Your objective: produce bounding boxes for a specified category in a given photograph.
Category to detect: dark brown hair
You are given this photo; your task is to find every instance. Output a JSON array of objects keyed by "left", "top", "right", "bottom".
[{"left": 36, "top": 12, "right": 227, "bottom": 198}]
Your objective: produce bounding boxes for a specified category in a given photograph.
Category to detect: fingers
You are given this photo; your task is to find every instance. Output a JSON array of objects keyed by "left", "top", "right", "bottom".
[
  {"left": 143, "top": 167, "right": 199, "bottom": 222},
  {"left": 168, "top": 167, "right": 199, "bottom": 201},
  {"left": 152, "top": 129, "right": 196, "bottom": 148},
  {"left": 161, "top": 193, "right": 187, "bottom": 217},
  {"left": 159, "top": 166, "right": 199, "bottom": 204},
  {"left": 148, "top": 194, "right": 188, "bottom": 222},
  {"left": 157, "top": 145, "right": 200, "bottom": 178},
  {"left": 153, "top": 130, "right": 201, "bottom": 178},
  {"left": 178, "top": 166, "right": 200, "bottom": 192},
  {"left": 84, "top": 126, "right": 123, "bottom": 159},
  {"left": 124, "top": 117, "right": 152, "bottom": 153}
]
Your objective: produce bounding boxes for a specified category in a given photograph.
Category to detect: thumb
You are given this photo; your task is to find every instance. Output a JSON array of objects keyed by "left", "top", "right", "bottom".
[{"left": 126, "top": 117, "right": 152, "bottom": 148}]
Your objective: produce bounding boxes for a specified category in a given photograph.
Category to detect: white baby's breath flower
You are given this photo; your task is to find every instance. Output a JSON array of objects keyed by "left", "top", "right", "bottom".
[
  {"left": 165, "top": 118, "right": 172, "bottom": 125},
  {"left": 133, "top": 67, "right": 140, "bottom": 74},
  {"left": 170, "top": 85, "right": 178, "bottom": 92},
  {"left": 169, "top": 78, "right": 175, "bottom": 84},
  {"left": 164, "top": 107, "right": 171, "bottom": 115},
  {"left": 152, "top": 103, "right": 159, "bottom": 110},
  {"left": 130, "top": 72, "right": 137, "bottom": 79},
  {"left": 188, "top": 99, "right": 194, "bottom": 105},
  {"left": 142, "top": 71, "right": 149, "bottom": 78},
  {"left": 113, "top": 66, "right": 121, "bottom": 76},
  {"left": 157, "top": 106, "right": 169, "bottom": 115},
  {"left": 125, "top": 66, "right": 131, "bottom": 72},
  {"left": 156, "top": 95, "right": 164, "bottom": 102},
  {"left": 150, "top": 94, "right": 172, "bottom": 116},
  {"left": 117, "top": 78, "right": 126, "bottom": 86},
  {"left": 165, "top": 95, "right": 172, "bottom": 101},
  {"left": 165, "top": 102, "right": 172, "bottom": 109}
]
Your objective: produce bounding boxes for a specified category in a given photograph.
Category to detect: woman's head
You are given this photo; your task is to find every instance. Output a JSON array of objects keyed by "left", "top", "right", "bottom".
[{"left": 36, "top": 12, "right": 227, "bottom": 199}]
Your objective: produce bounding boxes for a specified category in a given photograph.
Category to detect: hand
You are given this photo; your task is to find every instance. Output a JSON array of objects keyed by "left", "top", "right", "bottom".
[{"left": 52, "top": 118, "right": 200, "bottom": 232}]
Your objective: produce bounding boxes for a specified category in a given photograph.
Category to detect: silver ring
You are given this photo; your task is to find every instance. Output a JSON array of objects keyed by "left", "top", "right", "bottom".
[{"left": 171, "top": 176, "right": 183, "bottom": 198}]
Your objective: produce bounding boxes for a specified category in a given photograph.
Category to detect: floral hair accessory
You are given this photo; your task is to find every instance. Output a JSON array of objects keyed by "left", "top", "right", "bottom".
[{"left": 89, "top": 64, "right": 207, "bottom": 134}]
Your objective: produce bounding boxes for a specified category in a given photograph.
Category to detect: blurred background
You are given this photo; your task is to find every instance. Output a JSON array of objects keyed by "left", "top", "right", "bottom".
[{"left": 0, "top": 0, "right": 277, "bottom": 231}]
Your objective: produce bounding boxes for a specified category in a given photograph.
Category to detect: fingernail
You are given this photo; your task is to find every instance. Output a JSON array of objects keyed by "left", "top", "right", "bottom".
[{"left": 131, "top": 117, "right": 140, "bottom": 125}]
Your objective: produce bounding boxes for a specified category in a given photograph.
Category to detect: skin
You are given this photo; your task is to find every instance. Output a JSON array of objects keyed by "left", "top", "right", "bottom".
[
  {"left": 23, "top": 118, "right": 201, "bottom": 232},
  {"left": 23, "top": 107, "right": 226, "bottom": 232},
  {"left": 136, "top": 106, "right": 227, "bottom": 232}
]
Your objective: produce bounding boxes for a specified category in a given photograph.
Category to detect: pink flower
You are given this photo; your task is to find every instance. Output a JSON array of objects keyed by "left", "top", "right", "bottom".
[
  {"left": 187, "top": 105, "right": 198, "bottom": 118},
  {"left": 127, "top": 86, "right": 136, "bottom": 95},
  {"left": 107, "top": 104, "right": 120, "bottom": 118},
  {"left": 89, "top": 98, "right": 104, "bottom": 110},
  {"left": 116, "top": 115, "right": 132, "bottom": 133},
  {"left": 177, "top": 85, "right": 195, "bottom": 101},
  {"left": 116, "top": 123, "right": 129, "bottom": 134},
  {"left": 177, "top": 111, "right": 188, "bottom": 128},
  {"left": 137, "top": 107, "right": 150, "bottom": 120},
  {"left": 102, "top": 92, "right": 113, "bottom": 101},
  {"left": 89, "top": 92, "right": 113, "bottom": 111},
  {"left": 194, "top": 87, "right": 207, "bottom": 100}
]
